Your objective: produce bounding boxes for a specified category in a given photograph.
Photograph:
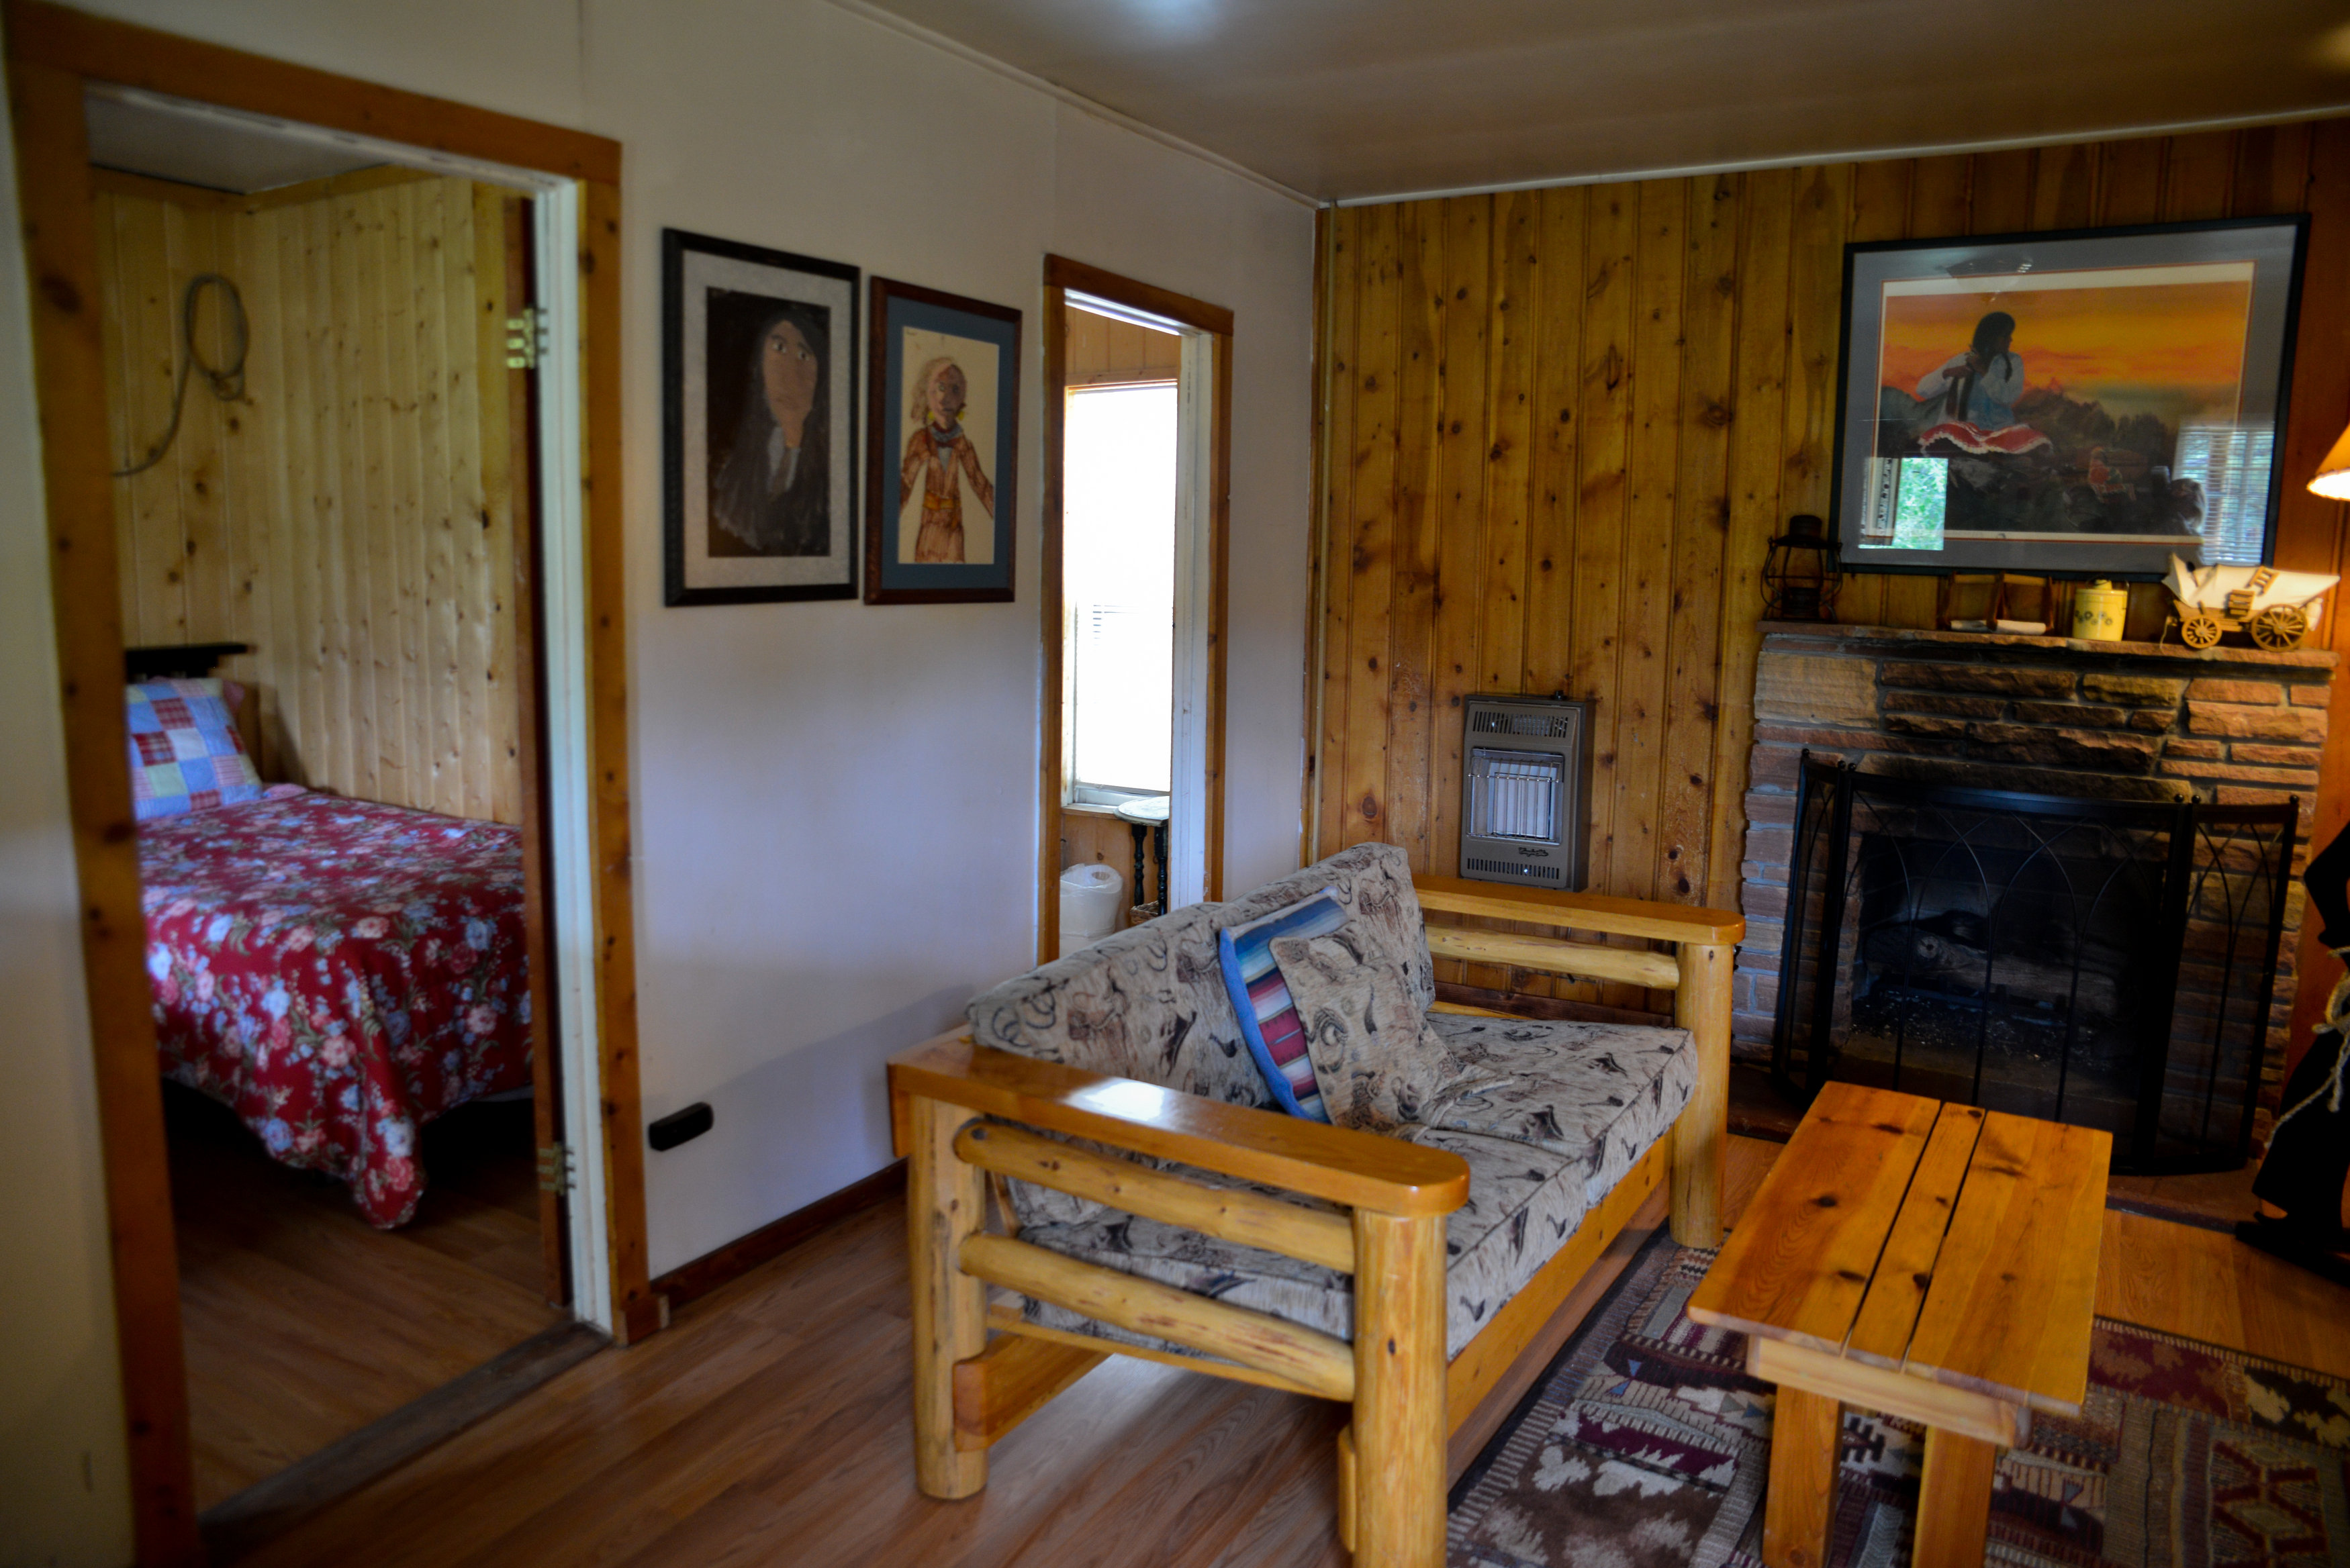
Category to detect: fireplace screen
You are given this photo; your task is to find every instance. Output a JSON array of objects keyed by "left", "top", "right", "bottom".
[{"left": 1772, "top": 756, "right": 2296, "bottom": 1172}]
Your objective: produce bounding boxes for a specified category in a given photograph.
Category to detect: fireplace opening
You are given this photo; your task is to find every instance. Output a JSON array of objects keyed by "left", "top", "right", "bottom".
[{"left": 1773, "top": 755, "right": 2296, "bottom": 1172}]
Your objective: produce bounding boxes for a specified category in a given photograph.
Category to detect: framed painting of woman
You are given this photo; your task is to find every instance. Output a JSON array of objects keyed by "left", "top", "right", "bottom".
[
  {"left": 865, "top": 277, "right": 1021, "bottom": 604},
  {"left": 663, "top": 230, "right": 860, "bottom": 605}
]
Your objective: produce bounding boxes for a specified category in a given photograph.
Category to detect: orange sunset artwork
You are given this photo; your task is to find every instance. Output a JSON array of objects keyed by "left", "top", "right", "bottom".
[{"left": 1879, "top": 271, "right": 2253, "bottom": 428}]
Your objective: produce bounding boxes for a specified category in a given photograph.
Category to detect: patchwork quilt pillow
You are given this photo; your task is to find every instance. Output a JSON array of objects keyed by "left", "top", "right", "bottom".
[
  {"left": 125, "top": 679, "right": 263, "bottom": 822},
  {"left": 1272, "top": 930, "right": 1490, "bottom": 1133},
  {"left": 1215, "top": 890, "right": 1346, "bottom": 1120}
]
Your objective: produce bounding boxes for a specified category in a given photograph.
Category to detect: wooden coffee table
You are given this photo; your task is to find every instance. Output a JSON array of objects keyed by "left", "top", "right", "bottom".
[{"left": 1687, "top": 1083, "right": 2109, "bottom": 1568}]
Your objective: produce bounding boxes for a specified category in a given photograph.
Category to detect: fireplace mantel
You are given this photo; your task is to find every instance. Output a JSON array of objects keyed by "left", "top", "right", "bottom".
[{"left": 1737, "top": 621, "right": 2337, "bottom": 1142}]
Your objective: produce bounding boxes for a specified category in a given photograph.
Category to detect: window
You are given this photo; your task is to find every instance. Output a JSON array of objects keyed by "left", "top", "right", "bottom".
[{"left": 1064, "top": 381, "right": 1178, "bottom": 801}]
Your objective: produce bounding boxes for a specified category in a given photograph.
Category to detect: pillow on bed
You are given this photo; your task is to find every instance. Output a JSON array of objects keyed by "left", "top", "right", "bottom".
[{"left": 126, "top": 679, "right": 263, "bottom": 822}]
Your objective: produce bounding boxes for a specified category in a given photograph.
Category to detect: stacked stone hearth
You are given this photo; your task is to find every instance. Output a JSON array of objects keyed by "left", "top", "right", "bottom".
[{"left": 1736, "top": 622, "right": 2337, "bottom": 1138}]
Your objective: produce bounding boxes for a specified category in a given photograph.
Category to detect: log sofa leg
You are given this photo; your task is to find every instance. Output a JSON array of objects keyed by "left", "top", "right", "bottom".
[
  {"left": 908, "top": 1095, "right": 988, "bottom": 1499},
  {"left": 1670, "top": 940, "right": 1733, "bottom": 1248},
  {"left": 1351, "top": 1210, "right": 1446, "bottom": 1568}
]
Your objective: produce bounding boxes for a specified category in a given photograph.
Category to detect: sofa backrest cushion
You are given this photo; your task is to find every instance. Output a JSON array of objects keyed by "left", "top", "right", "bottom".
[{"left": 963, "top": 841, "right": 1432, "bottom": 1102}]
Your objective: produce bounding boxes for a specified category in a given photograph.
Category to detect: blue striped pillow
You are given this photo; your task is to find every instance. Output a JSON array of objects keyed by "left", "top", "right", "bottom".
[{"left": 1217, "top": 890, "right": 1348, "bottom": 1120}]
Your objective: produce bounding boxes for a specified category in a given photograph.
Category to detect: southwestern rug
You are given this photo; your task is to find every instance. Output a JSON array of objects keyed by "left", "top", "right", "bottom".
[{"left": 1446, "top": 1236, "right": 2350, "bottom": 1568}]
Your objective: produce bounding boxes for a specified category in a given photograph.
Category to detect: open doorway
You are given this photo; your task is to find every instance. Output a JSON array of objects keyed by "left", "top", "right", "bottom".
[
  {"left": 1039, "top": 257, "right": 1232, "bottom": 962},
  {"left": 8, "top": 7, "right": 649, "bottom": 1557},
  {"left": 83, "top": 87, "right": 585, "bottom": 1531}
]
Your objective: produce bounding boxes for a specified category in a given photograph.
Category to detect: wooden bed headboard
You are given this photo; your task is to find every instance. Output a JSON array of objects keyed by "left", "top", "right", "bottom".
[{"left": 124, "top": 642, "right": 248, "bottom": 681}]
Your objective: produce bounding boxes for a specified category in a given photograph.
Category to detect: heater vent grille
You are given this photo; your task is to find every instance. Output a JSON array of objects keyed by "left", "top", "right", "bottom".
[
  {"left": 1466, "top": 857, "right": 1563, "bottom": 882},
  {"left": 1470, "top": 711, "right": 1577, "bottom": 738}
]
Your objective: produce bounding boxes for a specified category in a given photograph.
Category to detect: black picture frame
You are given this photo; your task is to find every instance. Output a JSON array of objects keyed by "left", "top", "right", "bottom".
[
  {"left": 1828, "top": 215, "right": 2308, "bottom": 581},
  {"left": 864, "top": 276, "right": 1022, "bottom": 605},
  {"left": 663, "top": 229, "right": 860, "bottom": 605}
]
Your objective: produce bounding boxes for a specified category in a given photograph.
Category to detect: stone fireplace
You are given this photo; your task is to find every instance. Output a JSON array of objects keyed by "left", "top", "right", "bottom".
[{"left": 1736, "top": 622, "right": 2335, "bottom": 1149}]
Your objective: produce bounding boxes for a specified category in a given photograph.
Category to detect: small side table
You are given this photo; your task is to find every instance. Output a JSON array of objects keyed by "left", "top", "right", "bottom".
[
  {"left": 1116, "top": 793, "right": 1171, "bottom": 921},
  {"left": 1687, "top": 1083, "right": 2109, "bottom": 1568}
]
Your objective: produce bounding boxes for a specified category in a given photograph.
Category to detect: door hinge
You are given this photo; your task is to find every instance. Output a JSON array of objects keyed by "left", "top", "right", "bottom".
[
  {"left": 536, "top": 1140, "right": 575, "bottom": 1195},
  {"left": 506, "top": 307, "right": 549, "bottom": 371}
]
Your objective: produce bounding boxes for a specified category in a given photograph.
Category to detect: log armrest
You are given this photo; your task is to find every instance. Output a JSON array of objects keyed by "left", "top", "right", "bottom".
[
  {"left": 889, "top": 1032, "right": 1470, "bottom": 1218},
  {"left": 1413, "top": 873, "right": 1743, "bottom": 948}
]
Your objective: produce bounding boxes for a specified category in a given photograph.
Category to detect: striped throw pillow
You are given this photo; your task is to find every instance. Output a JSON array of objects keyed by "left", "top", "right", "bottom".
[{"left": 1217, "top": 889, "right": 1348, "bottom": 1120}]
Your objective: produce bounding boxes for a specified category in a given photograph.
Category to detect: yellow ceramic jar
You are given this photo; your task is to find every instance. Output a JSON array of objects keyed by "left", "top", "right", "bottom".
[{"left": 2071, "top": 579, "right": 2128, "bottom": 641}]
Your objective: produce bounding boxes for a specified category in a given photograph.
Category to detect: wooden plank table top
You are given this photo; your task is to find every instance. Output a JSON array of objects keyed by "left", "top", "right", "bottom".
[{"left": 1687, "top": 1081, "right": 2110, "bottom": 1418}]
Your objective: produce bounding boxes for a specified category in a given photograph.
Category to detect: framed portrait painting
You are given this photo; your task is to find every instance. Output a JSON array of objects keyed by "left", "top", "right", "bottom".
[
  {"left": 865, "top": 277, "right": 1021, "bottom": 604},
  {"left": 663, "top": 230, "right": 859, "bottom": 605},
  {"left": 1830, "top": 216, "right": 2307, "bottom": 579}
]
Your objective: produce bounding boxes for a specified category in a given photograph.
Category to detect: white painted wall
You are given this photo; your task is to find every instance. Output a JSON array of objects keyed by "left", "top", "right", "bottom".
[
  {"left": 0, "top": 5, "right": 1312, "bottom": 1552},
  {"left": 0, "top": 60, "right": 135, "bottom": 1568}
]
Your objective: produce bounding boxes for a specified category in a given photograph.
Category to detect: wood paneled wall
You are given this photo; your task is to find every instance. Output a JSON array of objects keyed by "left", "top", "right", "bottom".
[
  {"left": 1310, "top": 121, "right": 2350, "bottom": 1017},
  {"left": 97, "top": 170, "right": 524, "bottom": 823}
]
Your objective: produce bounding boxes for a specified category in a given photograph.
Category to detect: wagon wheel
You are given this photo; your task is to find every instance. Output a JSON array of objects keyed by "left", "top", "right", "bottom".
[
  {"left": 2251, "top": 603, "right": 2308, "bottom": 650},
  {"left": 2180, "top": 610, "right": 2224, "bottom": 649}
]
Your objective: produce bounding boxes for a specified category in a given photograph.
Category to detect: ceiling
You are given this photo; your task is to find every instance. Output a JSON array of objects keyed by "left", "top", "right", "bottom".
[
  {"left": 852, "top": 0, "right": 2350, "bottom": 202},
  {"left": 85, "top": 89, "right": 383, "bottom": 193}
]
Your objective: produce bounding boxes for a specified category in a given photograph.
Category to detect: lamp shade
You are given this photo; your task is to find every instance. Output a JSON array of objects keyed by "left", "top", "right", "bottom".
[{"left": 2312, "top": 420, "right": 2350, "bottom": 500}]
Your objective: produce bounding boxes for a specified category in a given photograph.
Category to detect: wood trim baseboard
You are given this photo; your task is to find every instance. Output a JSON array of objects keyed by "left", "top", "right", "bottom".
[{"left": 651, "top": 1159, "right": 908, "bottom": 1314}]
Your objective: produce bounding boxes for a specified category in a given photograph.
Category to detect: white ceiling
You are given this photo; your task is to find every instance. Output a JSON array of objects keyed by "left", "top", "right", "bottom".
[
  {"left": 850, "top": 0, "right": 2350, "bottom": 202},
  {"left": 85, "top": 89, "right": 382, "bottom": 193}
]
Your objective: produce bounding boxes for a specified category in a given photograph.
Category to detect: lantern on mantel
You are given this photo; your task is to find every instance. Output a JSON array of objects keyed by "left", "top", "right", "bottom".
[{"left": 1762, "top": 513, "right": 1840, "bottom": 622}]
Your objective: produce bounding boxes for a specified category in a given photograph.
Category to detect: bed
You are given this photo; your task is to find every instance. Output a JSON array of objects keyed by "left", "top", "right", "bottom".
[{"left": 140, "top": 789, "right": 534, "bottom": 1228}]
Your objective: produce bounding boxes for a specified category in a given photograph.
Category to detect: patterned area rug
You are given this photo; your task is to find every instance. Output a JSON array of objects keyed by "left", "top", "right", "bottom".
[{"left": 1447, "top": 1235, "right": 2350, "bottom": 1568}]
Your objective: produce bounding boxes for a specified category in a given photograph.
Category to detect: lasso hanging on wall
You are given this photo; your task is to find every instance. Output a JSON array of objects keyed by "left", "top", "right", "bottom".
[{"left": 113, "top": 271, "right": 247, "bottom": 479}]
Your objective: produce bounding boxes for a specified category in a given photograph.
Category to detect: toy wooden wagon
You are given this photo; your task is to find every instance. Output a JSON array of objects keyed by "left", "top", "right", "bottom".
[{"left": 2163, "top": 554, "right": 2337, "bottom": 650}]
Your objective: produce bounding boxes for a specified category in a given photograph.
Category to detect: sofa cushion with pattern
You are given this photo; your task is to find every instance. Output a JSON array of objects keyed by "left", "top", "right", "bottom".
[
  {"left": 963, "top": 842, "right": 1436, "bottom": 1228},
  {"left": 1005, "top": 1010, "right": 1697, "bottom": 1361}
]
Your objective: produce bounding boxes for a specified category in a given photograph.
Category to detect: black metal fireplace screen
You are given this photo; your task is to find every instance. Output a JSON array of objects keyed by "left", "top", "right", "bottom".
[{"left": 1772, "top": 755, "right": 2297, "bottom": 1173}]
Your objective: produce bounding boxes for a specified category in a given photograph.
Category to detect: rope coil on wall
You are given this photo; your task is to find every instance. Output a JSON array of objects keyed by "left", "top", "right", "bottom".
[{"left": 113, "top": 272, "right": 248, "bottom": 479}]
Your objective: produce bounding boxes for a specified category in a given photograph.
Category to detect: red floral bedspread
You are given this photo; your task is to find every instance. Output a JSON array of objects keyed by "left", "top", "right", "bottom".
[{"left": 140, "top": 791, "right": 532, "bottom": 1228}]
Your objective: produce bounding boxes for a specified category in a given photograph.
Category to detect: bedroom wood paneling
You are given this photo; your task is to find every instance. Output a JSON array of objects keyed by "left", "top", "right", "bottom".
[
  {"left": 1310, "top": 119, "right": 2350, "bottom": 1032},
  {"left": 97, "top": 174, "right": 522, "bottom": 824}
]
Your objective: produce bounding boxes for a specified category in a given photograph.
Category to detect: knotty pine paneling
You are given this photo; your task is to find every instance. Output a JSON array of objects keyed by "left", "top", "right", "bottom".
[
  {"left": 98, "top": 175, "right": 522, "bottom": 824},
  {"left": 1311, "top": 119, "right": 2350, "bottom": 1033}
]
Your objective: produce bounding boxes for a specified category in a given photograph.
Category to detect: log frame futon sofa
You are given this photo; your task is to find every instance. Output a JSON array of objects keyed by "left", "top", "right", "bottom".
[{"left": 888, "top": 844, "right": 1740, "bottom": 1568}]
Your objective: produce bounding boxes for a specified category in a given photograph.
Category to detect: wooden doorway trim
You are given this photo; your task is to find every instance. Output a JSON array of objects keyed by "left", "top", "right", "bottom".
[
  {"left": 1037, "top": 255, "right": 1233, "bottom": 964},
  {"left": 3, "top": 5, "right": 649, "bottom": 1561}
]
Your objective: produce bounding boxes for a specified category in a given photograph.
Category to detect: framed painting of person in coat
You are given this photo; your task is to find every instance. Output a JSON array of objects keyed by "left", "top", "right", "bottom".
[{"left": 663, "top": 230, "right": 859, "bottom": 605}]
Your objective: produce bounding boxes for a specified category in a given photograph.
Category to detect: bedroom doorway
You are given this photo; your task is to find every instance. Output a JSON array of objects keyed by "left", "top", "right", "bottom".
[
  {"left": 7, "top": 6, "right": 649, "bottom": 1561},
  {"left": 84, "top": 89, "right": 590, "bottom": 1540}
]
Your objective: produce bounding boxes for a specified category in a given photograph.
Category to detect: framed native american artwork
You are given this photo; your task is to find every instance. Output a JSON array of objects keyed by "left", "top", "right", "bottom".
[
  {"left": 865, "top": 276, "right": 1021, "bottom": 605},
  {"left": 1830, "top": 217, "right": 2308, "bottom": 579},
  {"left": 663, "top": 230, "right": 859, "bottom": 605}
]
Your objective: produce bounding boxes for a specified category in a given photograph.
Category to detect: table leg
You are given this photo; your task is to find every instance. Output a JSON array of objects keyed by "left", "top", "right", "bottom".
[
  {"left": 1914, "top": 1426, "right": 1997, "bottom": 1568},
  {"left": 1763, "top": 1385, "right": 1839, "bottom": 1568}
]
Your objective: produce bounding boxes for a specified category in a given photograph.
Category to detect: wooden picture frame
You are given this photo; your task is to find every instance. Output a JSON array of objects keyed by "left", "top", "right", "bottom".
[
  {"left": 865, "top": 277, "right": 1021, "bottom": 604},
  {"left": 1830, "top": 215, "right": 2309, "bottom": 581},
  {"left": 663, "top": 230, "right": 860, "bottom": 605}
]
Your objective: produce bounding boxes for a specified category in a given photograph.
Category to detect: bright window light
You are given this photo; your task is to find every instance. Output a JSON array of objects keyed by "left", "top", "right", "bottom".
[{"left": 1066, "top": 383, "right": 1178, "bottom": 795}]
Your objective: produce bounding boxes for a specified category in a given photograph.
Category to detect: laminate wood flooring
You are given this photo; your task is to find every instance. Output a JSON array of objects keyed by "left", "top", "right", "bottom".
[
  {"left": 238, "top": 1135, "right": 2350, "bottom": 1568},
  {"left": 167, "top": 1082, "right": 563, "bottom": 1510}
]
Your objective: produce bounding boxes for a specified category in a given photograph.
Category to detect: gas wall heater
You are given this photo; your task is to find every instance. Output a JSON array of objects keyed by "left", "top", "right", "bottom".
[{"left": 1457, "top": 695, "right": 1591, "bottom": 891}]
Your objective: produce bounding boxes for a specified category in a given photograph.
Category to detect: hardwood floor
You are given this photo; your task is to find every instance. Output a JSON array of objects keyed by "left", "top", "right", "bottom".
[
  {"left": 167, "top": 1083, "right": 563, "bottom": 1510},
  {"left": 238, "top": 1134, "right": 2350, "bottom": 1567}
]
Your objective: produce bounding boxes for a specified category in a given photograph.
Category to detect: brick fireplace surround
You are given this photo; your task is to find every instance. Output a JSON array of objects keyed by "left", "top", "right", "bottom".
[{"left": 1736, "top": 621, "right": 2337, "bottom": 1141}]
